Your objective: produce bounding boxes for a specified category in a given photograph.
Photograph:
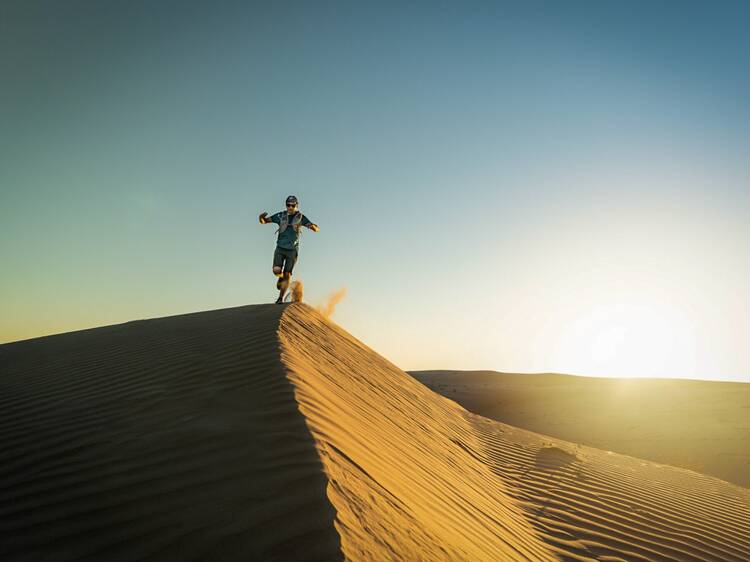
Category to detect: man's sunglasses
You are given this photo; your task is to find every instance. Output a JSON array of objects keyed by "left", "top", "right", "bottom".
[{"left": 286, "top": 203, "right": 297, "bottom": 207}]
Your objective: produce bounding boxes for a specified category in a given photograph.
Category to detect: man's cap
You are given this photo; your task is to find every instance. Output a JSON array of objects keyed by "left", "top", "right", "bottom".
[{"left": 286, "top": 195, "right": 298, "bottom": 205}]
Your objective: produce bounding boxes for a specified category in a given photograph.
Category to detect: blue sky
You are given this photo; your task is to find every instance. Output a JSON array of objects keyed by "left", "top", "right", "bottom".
[{"left": 2, "top": 1, "right": 749, "bottom": 381}]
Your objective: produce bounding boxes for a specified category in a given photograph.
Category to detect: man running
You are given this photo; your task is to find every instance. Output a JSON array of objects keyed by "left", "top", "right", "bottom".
[{"left": 259, "top": 195, "right": 319, "bottom": 303}]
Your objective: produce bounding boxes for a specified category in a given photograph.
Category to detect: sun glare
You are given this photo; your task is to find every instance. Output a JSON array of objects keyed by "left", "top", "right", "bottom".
[{"left": 550, "top": 299, "right": 698, "bottom": 378}]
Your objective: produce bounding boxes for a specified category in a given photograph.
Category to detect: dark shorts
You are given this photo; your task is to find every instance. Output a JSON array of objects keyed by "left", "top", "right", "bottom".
[{"left": 273, "top": 246, "right": 298, "bottom": 274}]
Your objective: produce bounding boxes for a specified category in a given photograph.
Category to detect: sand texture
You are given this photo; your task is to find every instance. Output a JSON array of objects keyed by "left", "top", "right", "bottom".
[
  {"left": 279, "top": 306, "right": 554, "bottom": 561},
  {"left": 2, "top": 304, "right": 749, "bottom": 561},
  {"left": 0, "top": 305, "right": 340, "bottom": 561},
  {"left": 280, "top": 307, "right": 749, "bottom": 562},
  {"left": 411, "top": 370, "right": 750, "bottom": 488}
]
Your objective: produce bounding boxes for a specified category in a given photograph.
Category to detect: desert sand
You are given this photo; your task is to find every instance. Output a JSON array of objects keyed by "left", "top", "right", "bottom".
[
  {"left": 1, "top": 304, "right": 748, "bottom": 561},
  {"left": 410, "top": 370, "right": 750, "bottom": 488}
]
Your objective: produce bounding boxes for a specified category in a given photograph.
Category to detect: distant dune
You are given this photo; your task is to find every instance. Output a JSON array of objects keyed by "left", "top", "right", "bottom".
[
  {"left": 410, "top": 370, "right": 750, "bottom": 489},
  {"left": 1, "top": 305, "right": 748, "bottom": 561}
]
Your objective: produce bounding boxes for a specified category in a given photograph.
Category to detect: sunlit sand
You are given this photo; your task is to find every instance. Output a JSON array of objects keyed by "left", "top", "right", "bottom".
[{"left": 411, "top": 370, "right": 750, "bottom": 488}]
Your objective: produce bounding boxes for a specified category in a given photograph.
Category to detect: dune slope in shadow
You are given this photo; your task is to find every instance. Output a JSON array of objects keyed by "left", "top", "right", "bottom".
[{"left": 0, "top": 305, "right": 341, "bottom": 562}]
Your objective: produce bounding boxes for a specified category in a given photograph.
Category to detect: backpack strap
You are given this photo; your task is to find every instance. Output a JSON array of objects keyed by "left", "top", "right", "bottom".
[{"left": 277, "top": 212, "right": 288, "bottom": 234}]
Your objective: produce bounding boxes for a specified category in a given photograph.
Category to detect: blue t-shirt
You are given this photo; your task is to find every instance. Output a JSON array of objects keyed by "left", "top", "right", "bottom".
[{"left": 270, "top": 211, "right": 312, "bottom": 250}]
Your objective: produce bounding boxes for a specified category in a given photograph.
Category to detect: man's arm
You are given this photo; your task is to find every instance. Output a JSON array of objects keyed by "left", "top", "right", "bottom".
[
  {"left": 301, "top": 214, "right": 319, "bottom": 232},
  {"left": 259, "top": 211, "right": 275, "bottom": 224}
]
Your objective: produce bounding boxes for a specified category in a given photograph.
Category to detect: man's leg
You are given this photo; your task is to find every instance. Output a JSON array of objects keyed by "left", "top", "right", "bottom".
[
  {"left": 280, "top": 250, "right": 294, "bottom": 290},
  {"left": 276, "top": 248, "right": 295, "bottom": 303},
  {"left": 288, "top": 251, "right": 302, "bottom": 302},
  {"left": 281, "top": 250, "right": 297, "bottom": 289},
  {"left": 275, "top": 262, "right": 288, "bottom": 303},
  {"left": 273, "top": 248, "right": 285, "bottom": 291}
]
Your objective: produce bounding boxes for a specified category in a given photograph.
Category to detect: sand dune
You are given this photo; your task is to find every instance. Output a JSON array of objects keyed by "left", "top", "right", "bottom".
[
  {"left": 280, "top": 307, "right": 750, "bottom": 561},
  {"left": 279, "top": 305, "right": 554, "bottom": 561},
  {"left": 0, "top": 306, "right": 340, "bottom": 561},
  {"left": 1, "top": 304, "right": 749, "bottom": 560},
  {"left": 472, "top": 415, "right": 750, "bottom": 561},
  {"left": 410, "top": 370, "right": 750, "bottom": 488}
]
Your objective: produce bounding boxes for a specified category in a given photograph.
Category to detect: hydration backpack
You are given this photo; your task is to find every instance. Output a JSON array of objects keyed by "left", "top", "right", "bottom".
[{"left": 277, "top": 212, "right": 303, "bottom": 235}]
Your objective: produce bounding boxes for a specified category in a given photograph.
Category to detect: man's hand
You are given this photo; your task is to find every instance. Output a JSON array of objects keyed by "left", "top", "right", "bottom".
[
  {"left": 308, "top": 223, "right": 320, "bottom": 232},
  {"left": 259, "top": 212, "right": 268, "bottom": 224}
]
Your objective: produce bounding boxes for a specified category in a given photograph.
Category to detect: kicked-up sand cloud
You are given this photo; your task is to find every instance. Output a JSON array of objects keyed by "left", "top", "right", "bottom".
[
  {"left": 290, "top": 279, "right": 304, "bottom": 302},
  {"left": 316, "top": 287, "right": 347, "bottom": 318}
]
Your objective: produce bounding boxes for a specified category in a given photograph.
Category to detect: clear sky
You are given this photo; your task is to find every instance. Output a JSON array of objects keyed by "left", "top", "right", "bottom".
[{"left": 2, "top": 1, "right": 749, "bottom": 382}]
